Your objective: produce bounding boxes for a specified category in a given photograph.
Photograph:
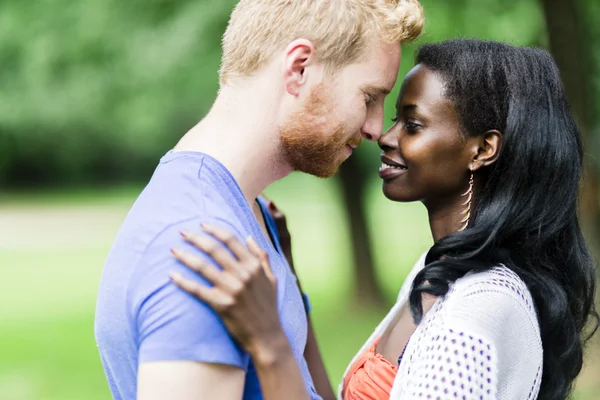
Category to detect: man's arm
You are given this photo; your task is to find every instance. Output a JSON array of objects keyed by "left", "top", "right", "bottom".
[
  {"left": 138, "top": 361, "right": 245, "bottom": 400},
  {"left": 133, "top": 220, "right": 251, "bottom": 400}
]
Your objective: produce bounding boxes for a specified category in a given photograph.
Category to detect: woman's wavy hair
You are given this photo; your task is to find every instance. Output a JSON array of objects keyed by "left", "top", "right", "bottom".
[{"left": 409, "top": 39, "right": 599, "bottom": 400}]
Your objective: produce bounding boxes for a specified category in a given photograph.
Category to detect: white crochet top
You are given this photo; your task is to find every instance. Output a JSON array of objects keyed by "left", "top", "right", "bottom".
[{"left": 338, "top": 253, "right": 543, "bottom": 399}]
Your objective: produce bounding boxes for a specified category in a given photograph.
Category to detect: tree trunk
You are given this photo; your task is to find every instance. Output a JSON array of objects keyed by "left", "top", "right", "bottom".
[
  {"left": 338, "top": 154, "right": 385, "bottom": 308},
  {"left": 539, "top": 0, "right": 600, "bottom": 253}
]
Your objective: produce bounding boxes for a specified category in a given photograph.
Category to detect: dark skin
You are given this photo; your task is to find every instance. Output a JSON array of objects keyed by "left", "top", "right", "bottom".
[
  {"left": 171, "top": 198, "right": 334, "bottom": 400},
  {"left": 260, "top": 198, "right": 335, "bottom": 400},
  {"left": 375, "top": 64, "right": 502, "bottom": 364},
  {"left": 169, "top": 65, "right": 503, "bottom": 399}
]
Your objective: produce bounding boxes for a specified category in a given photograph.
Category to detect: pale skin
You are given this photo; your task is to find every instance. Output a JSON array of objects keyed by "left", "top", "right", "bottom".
[
  {"left": 137, "top": 36, "right": 401, "bottom": 400},
  {"left": 169, "top": 66, "right": 503, "bottom": 399}
]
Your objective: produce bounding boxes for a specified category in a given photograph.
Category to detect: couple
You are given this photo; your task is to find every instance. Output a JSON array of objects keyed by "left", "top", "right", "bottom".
[{"left": 94, "top": 0, "right": 598, "bottom": 399}]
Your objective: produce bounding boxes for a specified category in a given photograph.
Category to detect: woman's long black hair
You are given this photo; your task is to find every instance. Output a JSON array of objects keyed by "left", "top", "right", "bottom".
[{"left": 409, "top": 39, "right": 598, "bottom": 400}]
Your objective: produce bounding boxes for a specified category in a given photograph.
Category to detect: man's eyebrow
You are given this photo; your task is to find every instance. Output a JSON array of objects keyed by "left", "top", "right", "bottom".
[{"left": 363, "top": 85, "right": 391, "bottom": 96}]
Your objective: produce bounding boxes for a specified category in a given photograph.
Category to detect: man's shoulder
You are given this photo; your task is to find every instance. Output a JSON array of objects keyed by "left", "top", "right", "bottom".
[
  {"left": 116, "top": 154, "right": 246, "bottom": 251},
  {"left": 102, "top": 151, "right": 250, "bottom": 305}
]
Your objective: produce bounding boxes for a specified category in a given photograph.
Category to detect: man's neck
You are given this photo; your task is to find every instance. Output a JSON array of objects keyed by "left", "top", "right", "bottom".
[{"left": 174, "top": 85, "right": 292, "bottom": 205}]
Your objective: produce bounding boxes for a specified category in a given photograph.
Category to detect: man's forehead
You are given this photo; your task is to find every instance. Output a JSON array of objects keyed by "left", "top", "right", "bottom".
[{"left": 362, "top": 43, "right": 401, "bottom": 91}]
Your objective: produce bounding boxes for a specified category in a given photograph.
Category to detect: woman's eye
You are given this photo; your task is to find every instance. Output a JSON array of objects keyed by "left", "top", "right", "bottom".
[
  {"left": 405, "top": 122, "right": 421, "bottom": 132},
  {"left": 390, "top": 116, "right": 420, "bottom": 131}
]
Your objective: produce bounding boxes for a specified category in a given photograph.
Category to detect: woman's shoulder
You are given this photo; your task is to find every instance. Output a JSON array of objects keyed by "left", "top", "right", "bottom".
[
  {"left": 393, "top": 266, "right": 543, "bottom": 399},
  {"left": 442, "top": 265, "right": 541, "bottom": 342},
  {"left": 451, "top": 266, "right": 535, "bottom": 309}
]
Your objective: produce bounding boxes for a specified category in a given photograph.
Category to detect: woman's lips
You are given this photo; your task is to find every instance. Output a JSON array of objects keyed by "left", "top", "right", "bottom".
[{"left": 379, "top": 155, "right": 407, "bottom": 179}]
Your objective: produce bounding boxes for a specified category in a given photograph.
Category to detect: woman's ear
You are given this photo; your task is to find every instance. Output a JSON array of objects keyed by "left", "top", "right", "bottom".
[{"left": 470, "top": 130, "right": 503, "bottom": 171}]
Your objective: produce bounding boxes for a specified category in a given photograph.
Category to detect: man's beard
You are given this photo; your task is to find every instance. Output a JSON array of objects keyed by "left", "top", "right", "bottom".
[{"left": 279, "top": 83, "right": 360, "bottom": 178}]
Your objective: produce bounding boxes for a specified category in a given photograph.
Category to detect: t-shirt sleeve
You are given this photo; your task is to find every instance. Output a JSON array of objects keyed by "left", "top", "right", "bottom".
[{"left": 130, "top": 218, "right": 250, "bottom": 370}]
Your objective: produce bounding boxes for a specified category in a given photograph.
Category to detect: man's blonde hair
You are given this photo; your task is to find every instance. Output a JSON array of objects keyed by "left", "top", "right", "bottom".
[{"left": 219, "top": 0, "right": 424, "bottom": 85}]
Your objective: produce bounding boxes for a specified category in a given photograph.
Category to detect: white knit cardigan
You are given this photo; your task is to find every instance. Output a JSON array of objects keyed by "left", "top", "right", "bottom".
[{"left": 338, "top": 253, "right": 543, "bottom": 400}]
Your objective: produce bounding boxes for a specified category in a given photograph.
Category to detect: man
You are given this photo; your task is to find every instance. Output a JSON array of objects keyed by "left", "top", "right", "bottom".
[{"left": 94, "top": 1, "right": 423, "bottom": 399}]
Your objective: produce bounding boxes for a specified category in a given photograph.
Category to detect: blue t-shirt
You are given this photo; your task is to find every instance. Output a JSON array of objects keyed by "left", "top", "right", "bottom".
[{"left": 94, "top": 151, "right": 320, "bottom": 400}]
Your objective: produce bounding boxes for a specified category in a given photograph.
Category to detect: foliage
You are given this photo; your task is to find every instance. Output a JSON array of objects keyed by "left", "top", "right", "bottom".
[{"left": 0, "top": 0, "right": 561, "bottom": 186}]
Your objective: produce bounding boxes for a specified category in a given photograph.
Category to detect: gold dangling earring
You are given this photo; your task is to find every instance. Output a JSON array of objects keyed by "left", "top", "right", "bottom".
[{"left": 459, "top": 172, "right": 474, "bottom": 231}]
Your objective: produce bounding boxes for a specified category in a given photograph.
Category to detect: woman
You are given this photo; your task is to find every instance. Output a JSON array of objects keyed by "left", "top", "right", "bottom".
[{"left": 170, "top": 39, "right": 598, "bottom": 400}]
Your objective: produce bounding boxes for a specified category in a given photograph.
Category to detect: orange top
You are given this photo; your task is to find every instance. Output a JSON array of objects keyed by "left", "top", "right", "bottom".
[{"left": 342, "top": 337, "right": 398, "bottom": 399}]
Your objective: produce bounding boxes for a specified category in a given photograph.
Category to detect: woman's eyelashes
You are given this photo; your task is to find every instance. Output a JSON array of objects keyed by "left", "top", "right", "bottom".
[
  {"left": 405, "top": 121, "right": 421, "bottom": 133},
  {"left": 390, "top": 116, "right": 421, "bottom": 133}
]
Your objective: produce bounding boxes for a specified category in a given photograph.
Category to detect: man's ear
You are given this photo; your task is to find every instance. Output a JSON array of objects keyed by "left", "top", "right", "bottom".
[
  {"left": 282, "top": 39, "right": 317, "bottom": 96},
  {"left": 470, "top": 129, "right": 503, "bottom": 171}
]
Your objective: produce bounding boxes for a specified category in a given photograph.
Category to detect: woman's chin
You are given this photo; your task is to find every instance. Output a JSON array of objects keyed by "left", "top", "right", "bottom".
[{"left": 381, "top": 184, "right": 414, "bottom": 202}]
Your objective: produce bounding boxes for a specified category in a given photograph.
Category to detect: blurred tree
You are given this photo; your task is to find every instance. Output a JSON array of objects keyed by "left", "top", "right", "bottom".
[
  {"left": 0, "top": 0, "right": 237, "bottom": 186},
  {"left": 338, "top": 153, "right": 385, "bottom": 307},
  {"left": 539, "top": 0, "right": 600, "bottom": 255}
]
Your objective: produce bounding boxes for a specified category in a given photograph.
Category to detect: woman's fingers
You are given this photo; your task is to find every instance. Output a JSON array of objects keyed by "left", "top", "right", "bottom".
[
  {"left": 268, "top": 201, "right": 284, "bottom": 220},
  {"left": 201, "top": 224, "right": 251, "bottom": 262},
  {"left": 170, "top": 271, "right": 213, "bottom": 299},
  {"left": 170, "top": 229, "right": 283, "bottom": 354},
  {"left": 180, "top": 230, "right": 242, "bottom": 275},
  {"left": 171, "top": 248, "right": 223, "bottom": 284},
  {"left": 174, "top": 225, "right": 274, "bottom": 295},
  {"left": 247, "top": 236, "right": 276, "bottom": 284},
  {"left": 169, "top": 272, "right": 234, "bottom": 313},
  {"left": 199, "top": 224, "right": 271, "bottom": 285},
  {"left": 171, "top": 247, "right": 245, "bottom": 293}
]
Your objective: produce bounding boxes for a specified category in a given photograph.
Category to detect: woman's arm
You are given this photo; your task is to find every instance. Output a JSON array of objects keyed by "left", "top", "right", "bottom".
[
  {"left": 249, "top": 333, "right": 312, "bottom": 400},
  {"left": 169, "top": 224, "right": 311, "bottom": 400},
  {"left": 266, "top": 200, "right": 336, "bottom": 400},
  {"left": 304, "top": 320, "right": 336, "bottom": 400}
]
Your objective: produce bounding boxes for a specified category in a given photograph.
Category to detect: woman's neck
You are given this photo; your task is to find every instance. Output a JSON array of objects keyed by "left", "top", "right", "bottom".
[{"left": 425, "top": 194, "right": 473, "bottom": 242}]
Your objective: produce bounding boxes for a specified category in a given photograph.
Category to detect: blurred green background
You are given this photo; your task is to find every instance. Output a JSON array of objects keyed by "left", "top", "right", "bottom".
[{"left": 1, "top": 0, "right": 599, "bottom": 399}]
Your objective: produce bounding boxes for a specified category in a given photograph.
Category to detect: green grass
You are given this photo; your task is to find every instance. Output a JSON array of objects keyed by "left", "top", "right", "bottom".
[
  {"left": 0, "top": 175, "right": 597, "bottom": 399},
  {"left": 0, "top": 314, "right": 109, "bottom": 400}
]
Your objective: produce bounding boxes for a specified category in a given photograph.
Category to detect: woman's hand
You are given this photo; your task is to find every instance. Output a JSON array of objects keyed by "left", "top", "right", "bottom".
[
  {"left": 169, "top": 224, "right": 285, "bottom": 360},
  {"left": 265, "top": 199, "right": 310, "bottom": 312},
  {"left": 171, "top": 224, "right": 310, "bottom": 400},
  {"left": 261, "top": 196, "right": 295, "bottom": 269},
  {"left": 267, "top": 201, "right": 292, "bottom": 257}
]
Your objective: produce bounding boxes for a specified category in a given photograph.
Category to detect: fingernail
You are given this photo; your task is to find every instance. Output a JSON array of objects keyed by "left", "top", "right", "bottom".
[
  {"left": 169, "top": 272, "right": 183, "bottom": 283},
  {"left": 180, "top": 230, "right": 190, "bottom": 239},
  {"left": 201, "top": 223, "right": 213, "bottom": 231}
]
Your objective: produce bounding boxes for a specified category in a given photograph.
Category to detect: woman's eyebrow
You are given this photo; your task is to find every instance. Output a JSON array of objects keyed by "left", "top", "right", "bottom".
[{"left": 396, "top": 103, "right": 417, "bottom": 112}]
